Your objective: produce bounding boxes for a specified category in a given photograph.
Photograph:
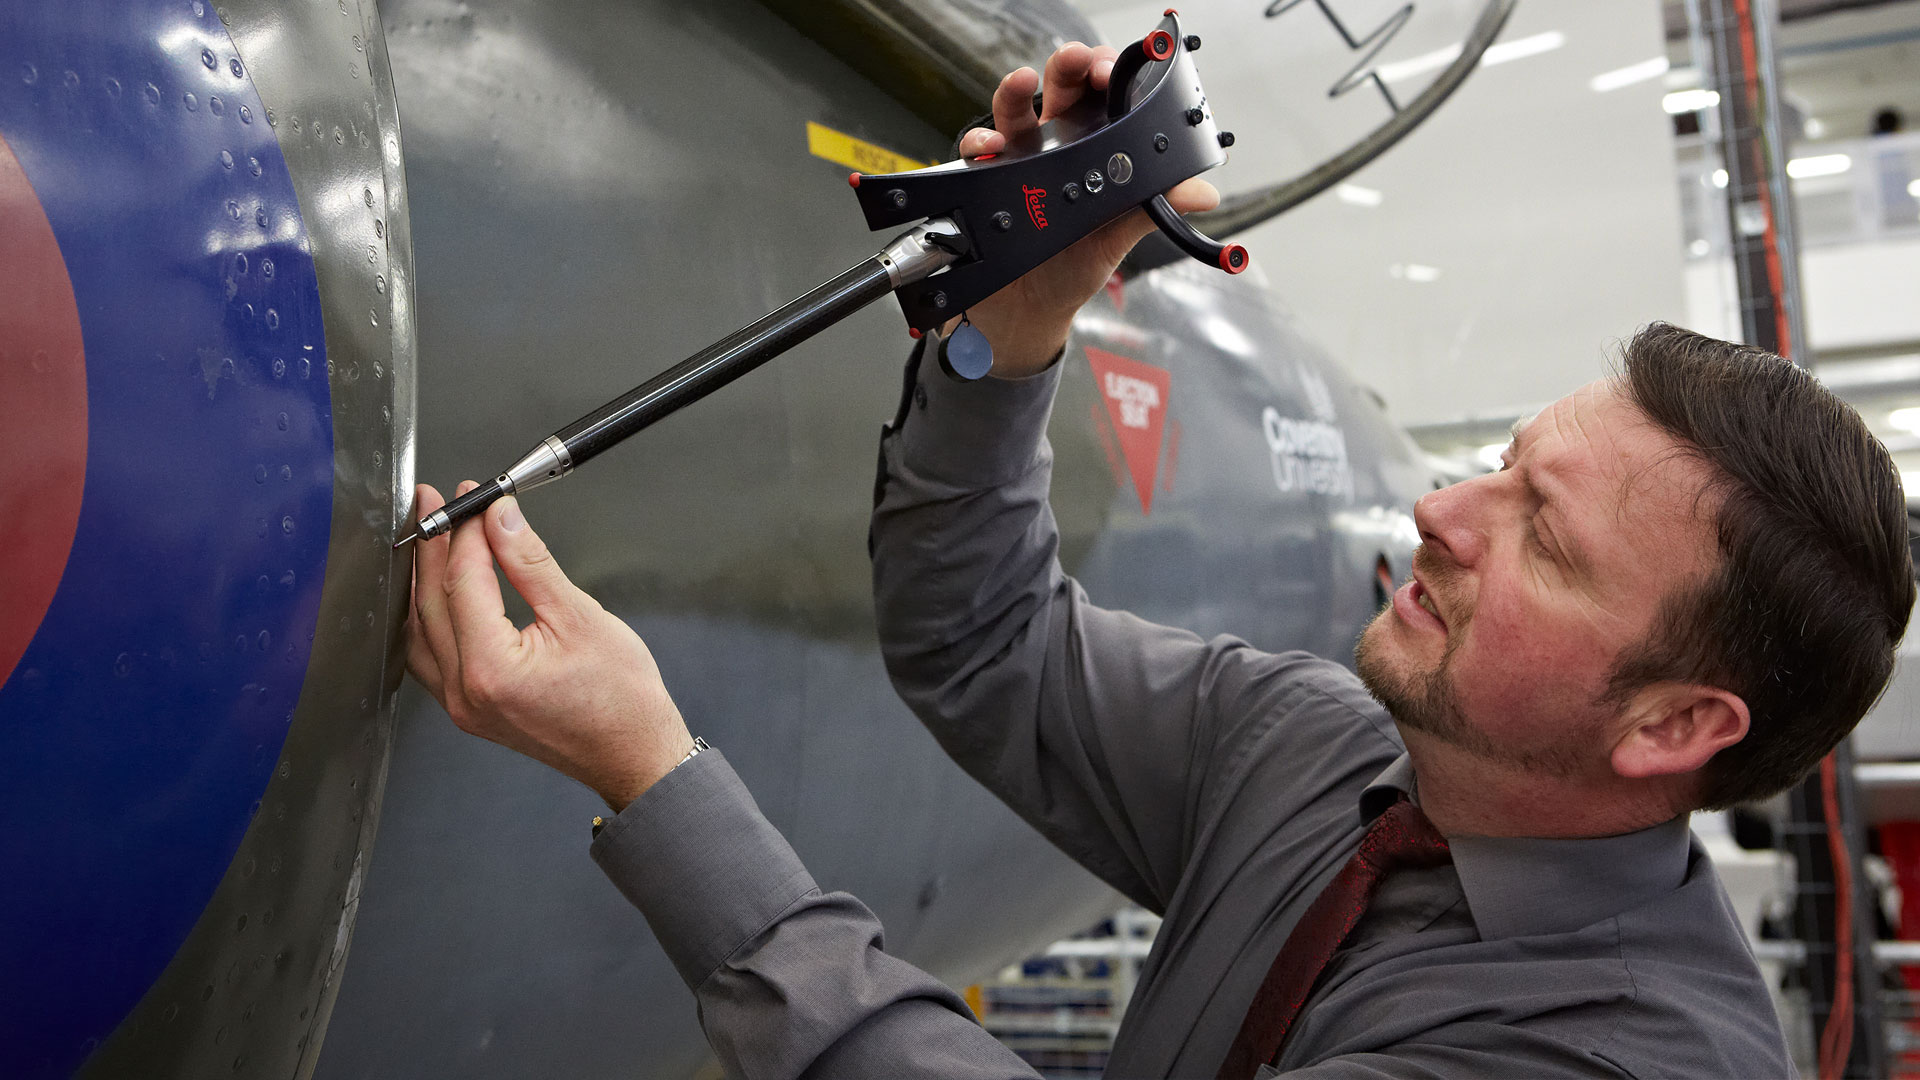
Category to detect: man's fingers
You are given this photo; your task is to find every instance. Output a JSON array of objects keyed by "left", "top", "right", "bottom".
[
  {"left": 405, "top": 610, "right": 447, "bottom": 702},
  {"left": 959, "top": 127, "right": 1006, "bottom": 159},
  {"left": 1165, "top": 176, "right": 1221, "bottom": 216},
  {"left": 1089, "top": 178, "right": 1222, "bottom": 267},
  {"left": 442, "top": 479, "right": 517, "bottom": 661},
  {"left": 409, "top": 484, "right": 462, "bottom": 685},
  {"left": 1088, "top": 45, "right": 1119, "bottom": 92},
  {"left": 484, "top": 496, "right": 588, "bottom": 630},
  {"left": 1039, "top": 42, "right": 1095, "bottom": 122},
  {"left": 991, "top": 66, "right": 1040, "bottom": 141}
]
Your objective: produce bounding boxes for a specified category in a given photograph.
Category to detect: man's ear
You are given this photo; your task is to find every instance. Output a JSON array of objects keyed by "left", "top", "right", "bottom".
[{"left": 1611, "top": 683, "right": 1751, "bottom": 780}]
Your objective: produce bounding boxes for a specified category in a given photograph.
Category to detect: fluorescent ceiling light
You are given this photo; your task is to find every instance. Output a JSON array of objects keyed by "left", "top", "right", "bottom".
[
  {"left": 1786, "top": 153, "right": 1851, "bottom": 179},
  {"left": 1335, "top": 183, "right": 1383, "bottom": 207},
  {"left": 1590, "top": 56, "right": 1669, "bottom": 93},
  {"left": 1377, "top": 31, "right": 1565, "bottom": 84},
  {"left": 1377, "top": 44, "right": 1461, "bottom": 84},
  {"left": 1890, "top": 408, "right": 1920, "bottom": 435},
  {"left": 1483, "top": 31, "right": 1566, "bottom": 66},
  {"left": 1663, "top": 88, "right": 1720, "bottom": 114},
  {"left": 1908, "top": 179, "right": 1920, "bottom": 198},
  {"left": 1389, "top": 263, "right": 1441, "bottom": 283}
]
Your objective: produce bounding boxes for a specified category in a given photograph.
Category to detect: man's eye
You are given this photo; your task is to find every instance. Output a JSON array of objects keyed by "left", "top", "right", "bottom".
[{"left": 1528, "top": 517, "right": 1558, "bottom": 561}]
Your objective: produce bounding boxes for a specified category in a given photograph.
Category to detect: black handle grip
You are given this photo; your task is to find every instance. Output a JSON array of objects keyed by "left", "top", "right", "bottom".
[{"left": 1146, "top": 194, "right": 1249, "bottom": 274}]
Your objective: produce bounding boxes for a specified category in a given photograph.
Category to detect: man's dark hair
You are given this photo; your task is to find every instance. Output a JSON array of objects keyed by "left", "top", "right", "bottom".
[{"left": 1608, "top": 323, "right": 1914, "bottom": 809}]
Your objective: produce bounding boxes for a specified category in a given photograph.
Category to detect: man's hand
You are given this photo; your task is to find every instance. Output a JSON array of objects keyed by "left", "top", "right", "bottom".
[
  {"left": 956, "top": 42, "right": 1221, "bottom": 377},
  {"left": 406, "top": 481, "right": 693, "bottom": 812}
]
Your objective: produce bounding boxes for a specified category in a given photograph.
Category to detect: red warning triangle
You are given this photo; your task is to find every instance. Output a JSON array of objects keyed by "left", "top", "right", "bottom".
[{"left": 1085, "top": 346, "right": 1170, "bottom": 515}]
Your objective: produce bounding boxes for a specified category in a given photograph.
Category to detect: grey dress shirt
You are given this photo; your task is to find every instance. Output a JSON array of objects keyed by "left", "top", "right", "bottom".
[{"left": 590, "top": 348, "right": 1794, "bottom": 1079}]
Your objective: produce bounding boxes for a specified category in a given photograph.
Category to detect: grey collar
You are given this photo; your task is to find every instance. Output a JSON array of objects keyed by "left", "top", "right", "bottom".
[{"left": 1359, "top": 753, "right": 1692, "bottom": 940}]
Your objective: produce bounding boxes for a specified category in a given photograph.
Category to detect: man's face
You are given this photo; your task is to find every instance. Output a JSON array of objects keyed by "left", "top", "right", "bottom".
[{"left": 1355, "top": 379, "right": 1721, "bottom": 777}]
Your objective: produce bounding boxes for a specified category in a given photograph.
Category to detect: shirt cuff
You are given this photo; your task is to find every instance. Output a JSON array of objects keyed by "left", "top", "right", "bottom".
[
  {"left": 590, "top": 749, "right": 817, "bottom": 991},
  {"left": 895, "top": 344, "right": 1064, "bottom": 489}
]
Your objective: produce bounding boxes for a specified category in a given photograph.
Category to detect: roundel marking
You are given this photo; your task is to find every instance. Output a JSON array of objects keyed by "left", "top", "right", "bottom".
[
  {"left": 0, "top": 2, "right": 334, "bottom": 1075},
  {"left": 0, "top": 132, "right": 87, "bottom": 687}
]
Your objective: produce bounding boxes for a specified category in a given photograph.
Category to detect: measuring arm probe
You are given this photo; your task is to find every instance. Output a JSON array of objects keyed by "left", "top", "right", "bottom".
[{"left": 397, "top": 12, "right": 1245, "bottom": 549}]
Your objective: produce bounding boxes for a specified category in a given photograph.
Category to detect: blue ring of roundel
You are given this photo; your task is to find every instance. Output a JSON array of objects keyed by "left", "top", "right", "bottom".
[{"left": 0, "top": 1, "right": 332, "bottom": 1075}]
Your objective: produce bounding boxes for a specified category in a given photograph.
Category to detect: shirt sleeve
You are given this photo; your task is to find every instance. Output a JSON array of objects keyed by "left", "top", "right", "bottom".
[
  {"left": 871, "top": 343, "right": 1285, "bottom": 912},
  {"left": 591, "top": 749, "right": 1040, "bottom": 1080},
  {"left": 1279, "top": 1036, "right": 1632, "bottom": 1079}
]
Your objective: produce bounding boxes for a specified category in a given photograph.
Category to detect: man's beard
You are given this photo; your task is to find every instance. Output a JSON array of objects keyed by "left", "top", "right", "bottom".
[
  {"left": 1353, "top": 553, "right": 1592, "bottom": 777},
  {"left": 1354, "top": 597, "right": 1475, "bottom": 744}
]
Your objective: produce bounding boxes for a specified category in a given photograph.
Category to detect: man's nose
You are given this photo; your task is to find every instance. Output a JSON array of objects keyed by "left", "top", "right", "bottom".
[{"left": 1413, "top": 478, "right": 1490, "bottom": 568}]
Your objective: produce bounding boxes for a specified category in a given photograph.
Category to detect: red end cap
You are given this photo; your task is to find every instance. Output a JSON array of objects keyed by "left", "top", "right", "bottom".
[
  {"left": 1145, "top": 30, "right": 1175, "bottom": 60},
  {"left": 1164, "top": 8, "right": 1179, "bottom": 15},
  {"left": 908, "top": 326, "right": 923, "bottom": 339},
  {"left": 1220, "top": 244, "right": 1249, "bottom": 274},
  {"left": 848, "top": 172, "right": 861, "bottom": 188}
]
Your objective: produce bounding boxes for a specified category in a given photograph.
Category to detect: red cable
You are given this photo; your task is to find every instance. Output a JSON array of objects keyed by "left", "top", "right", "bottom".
[
  {"left": 1819, "top": 752, "right": 1856, "bottom": 1079},
  {"left": 1730, "top": 0, "right": 1853, "bottom": 1066},
  {"left": 1730, "top": 0, "right": 1794, "bottom": 359}
]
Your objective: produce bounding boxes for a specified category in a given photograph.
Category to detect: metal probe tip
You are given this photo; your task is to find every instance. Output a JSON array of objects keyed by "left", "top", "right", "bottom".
[{"left": 392, "top": 530, "right": 419, "bottom": 550}]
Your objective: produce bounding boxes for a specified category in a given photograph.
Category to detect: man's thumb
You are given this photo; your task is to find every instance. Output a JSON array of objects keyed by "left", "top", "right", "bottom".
[{"left": 486, "top": 497, "right": 581, "bottom": 624}]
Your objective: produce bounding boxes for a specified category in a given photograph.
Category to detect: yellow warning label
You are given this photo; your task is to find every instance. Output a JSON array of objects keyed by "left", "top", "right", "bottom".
[{"left": 807, "top": 121, "right": 931, "bottom": 176}]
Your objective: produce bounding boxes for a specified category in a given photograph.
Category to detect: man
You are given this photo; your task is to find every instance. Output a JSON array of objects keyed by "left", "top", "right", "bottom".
[{"left": 406, "top": 43, "right": 1913, "bottom": 1079}]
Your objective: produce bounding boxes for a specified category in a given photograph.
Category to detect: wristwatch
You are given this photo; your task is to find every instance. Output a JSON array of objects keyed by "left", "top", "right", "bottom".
[
  {"left": 591, "top": 737, "right": 712, "bottom": 838},
  {"left": 675, "top": 736, "right": 712, "bottom": 769}
]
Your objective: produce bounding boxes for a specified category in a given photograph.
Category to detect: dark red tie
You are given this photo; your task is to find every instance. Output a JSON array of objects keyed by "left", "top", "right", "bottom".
[{"left": 1216, "top": 798, "right": 1452, "bottom": 1080}]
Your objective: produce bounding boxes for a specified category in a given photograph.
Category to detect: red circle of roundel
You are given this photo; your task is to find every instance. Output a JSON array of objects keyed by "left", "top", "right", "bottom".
[{"left": 0, "top": 131, "right": 87, "bottom": 686}]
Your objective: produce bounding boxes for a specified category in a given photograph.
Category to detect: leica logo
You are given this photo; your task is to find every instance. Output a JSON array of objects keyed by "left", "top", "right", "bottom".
[
  {"left": 1022, "top": 185, "right": 1048, "bottom": 230},
  {"left": 1103, "top": 372, "right": 1160, "bottom": 429}
]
